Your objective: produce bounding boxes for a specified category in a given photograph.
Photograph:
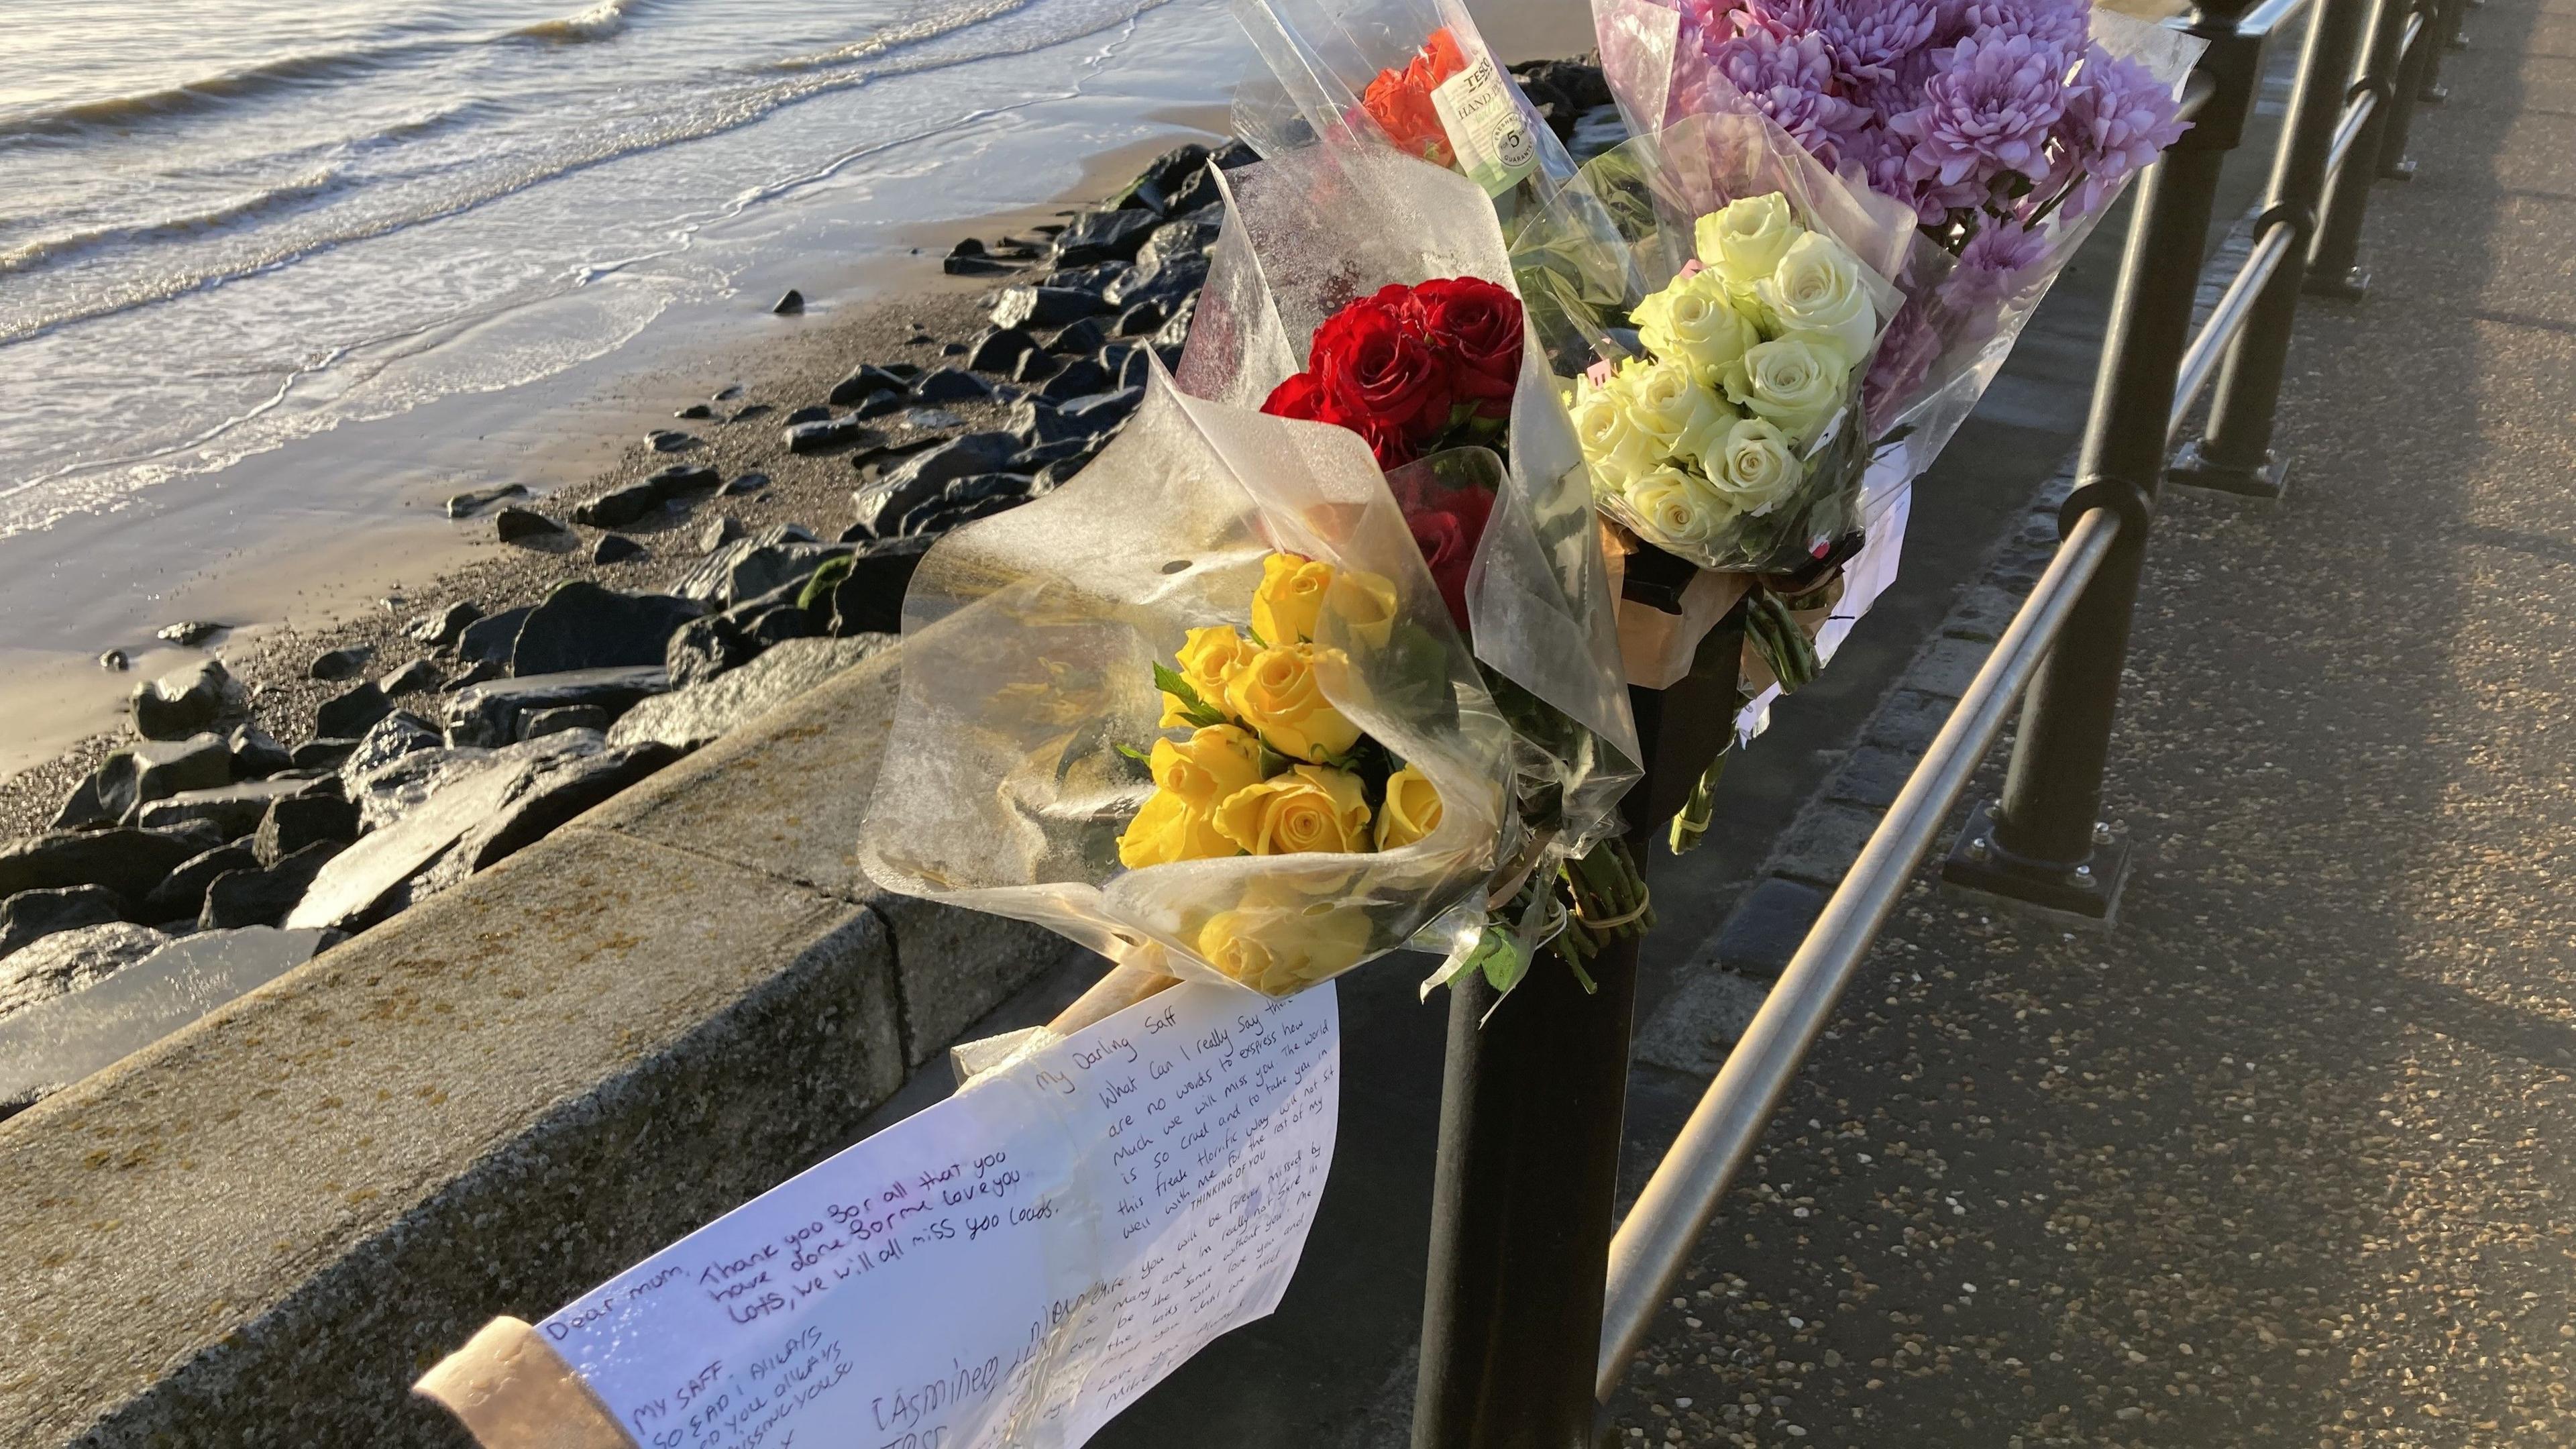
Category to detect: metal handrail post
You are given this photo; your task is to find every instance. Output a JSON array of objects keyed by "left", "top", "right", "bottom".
[
  {"left": 2415, "top": 0, "right": 2463, "bottom": 101},
  {"left": 2374, "top": 0, "right": 2434, "bottom": 178},
  {"left": 2170, "top": 0, "right": 2376, "bottom": 498},
  {"left": 2307, "top": 0, "right": 2412, "bottom": 297},
  {"left": 1942, "top": 3, "right": 2261, "bottom": 916}
]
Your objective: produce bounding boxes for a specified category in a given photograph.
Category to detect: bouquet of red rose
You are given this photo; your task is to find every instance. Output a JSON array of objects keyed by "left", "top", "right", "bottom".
[
  {"left": 1178, "top": 141, "right": 1647, "bottom": 998},
  {"left": 1360, "top": 27, "right": 1470, "bottom": 169}
]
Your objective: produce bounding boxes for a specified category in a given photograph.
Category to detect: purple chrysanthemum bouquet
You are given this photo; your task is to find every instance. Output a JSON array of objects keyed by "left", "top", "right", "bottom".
[{"left": 1597, "top": 0, "right": 2204, "bottom": 468}]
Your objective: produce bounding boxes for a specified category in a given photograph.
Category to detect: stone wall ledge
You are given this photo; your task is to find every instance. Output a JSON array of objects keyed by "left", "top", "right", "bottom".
[{"left": 0, "top": 645, "right": 1083, "bottom": 1447}]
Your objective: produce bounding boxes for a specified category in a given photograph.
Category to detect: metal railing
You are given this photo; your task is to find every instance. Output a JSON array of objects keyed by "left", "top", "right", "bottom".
[{"left": 1409, "top": 0, "right": 2459, "bottom": 1437}]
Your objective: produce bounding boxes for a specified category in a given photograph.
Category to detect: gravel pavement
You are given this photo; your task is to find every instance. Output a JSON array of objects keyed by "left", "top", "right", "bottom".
[{"left": 1601, "top": 3, "right": 2576, "bottom": 1445}]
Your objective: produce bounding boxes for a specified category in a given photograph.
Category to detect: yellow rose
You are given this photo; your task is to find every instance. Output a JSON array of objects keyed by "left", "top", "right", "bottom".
[
  {"left": 1223, "top": 642, "right": 1362, "bottom": 764},
  {"left": 1213, "top": 763, "right": 1371, "bottom": 855},
  {"left": 1163, "top": 623, "right": 1252, "bottom": 725},
  {"left": 1252, "top": 551, "right": 1334, "bottom": 645},
  {"left": 1375, "top": 763, "right": 1444, "bottom": 850},
  {"left": 1151, "top": 724, "right": 1263, "bottom": 812},
  {"left": 1116, "top": 788, "right": 1236, "bottom": 867},
  {"left": 1326, "top": 568, "right": 1398, "bottom": 649},
  {"left": 1197, "top": 899, "right": 1374, "bottom": 994}
]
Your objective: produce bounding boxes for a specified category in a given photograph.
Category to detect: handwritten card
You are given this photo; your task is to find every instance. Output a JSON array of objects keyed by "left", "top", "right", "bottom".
[{"left": 538, "top": 981, "right": 1340, "bottom": 1449}]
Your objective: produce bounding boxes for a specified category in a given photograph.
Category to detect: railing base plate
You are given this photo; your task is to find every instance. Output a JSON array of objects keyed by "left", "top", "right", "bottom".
[
  {"left": 2420, "top": 82, "right": 2449, "bottom": 103},
  {"left": 2167, "top": 440, "right": 2290, "bottom": 503},
  {"left": 2381, "top": 156, "right": 2419, "bottom": 182},
  {"left": 1939, "top": 801, "right": 2132, "bottom": 928},
  {"left": 2305, "top": 264, "right": 2371, "bottom": 301}
]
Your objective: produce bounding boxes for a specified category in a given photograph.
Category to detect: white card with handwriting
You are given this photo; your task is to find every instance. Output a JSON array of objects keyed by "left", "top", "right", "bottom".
[{"left": 539, "top": 981, "right": 1339, "bottom": 1449}]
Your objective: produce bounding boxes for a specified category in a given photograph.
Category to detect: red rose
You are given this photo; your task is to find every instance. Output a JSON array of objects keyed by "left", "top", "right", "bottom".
[
  {"left": 1407, "top": 277, "right": 1523, "bottom": 420},
  {"left": 1311, "top": 294, "right": 1454, "bottom": 443},
  {"left": 1401, "top": 483, "right": 1494, "bottom": 635},
  {"left": 1360, "top": 29, "right": 1470, "bottom": 168},
  {"left": 1262, "top": 367, "right": 1417, "bottom": 470}
]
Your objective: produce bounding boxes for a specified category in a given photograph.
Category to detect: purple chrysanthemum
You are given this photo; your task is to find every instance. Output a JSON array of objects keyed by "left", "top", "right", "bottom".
[
  {"left": 2051, "top": 46, "right": 2190, "bottom": 219},
  {"left": 1885, "top": 31, "right": 2074, "bottom": 221},
  {"left": 1704, "top": 30, "right": 1864, "bottom": 168},
  {"left": 1955, "top": 0, "right": 2092, "bottom": 50},
  {"left": 1817, "top": 0, "right": 1943, "bottom": 87},
  {"left": 1862, "top": 299, "right": 1941, "bottom": 419},
  {"left": 1946, "top": 216, "right": 2050, "bottom": 310},
  {"left": 1833, "top": 117, "right": 1920, "bottom": 209}
]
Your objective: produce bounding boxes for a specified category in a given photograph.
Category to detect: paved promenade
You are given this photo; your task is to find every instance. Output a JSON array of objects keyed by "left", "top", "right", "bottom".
[{"left": 1602, "top": 1, "right": 2576, "bottom": 1444}]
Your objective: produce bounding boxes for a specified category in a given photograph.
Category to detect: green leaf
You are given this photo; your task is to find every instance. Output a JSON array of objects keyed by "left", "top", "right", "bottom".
[
  {"left": 1114, "top": 742, "right": 1154, "bottom": 764},
  {"left": 1150, "top": 663, "right": 1228, "bottom": 729}
]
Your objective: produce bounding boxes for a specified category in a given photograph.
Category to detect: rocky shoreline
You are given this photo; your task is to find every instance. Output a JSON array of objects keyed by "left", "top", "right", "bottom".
[{"left": 0, "top": 60, "right": 1615, "bottom": 1119}]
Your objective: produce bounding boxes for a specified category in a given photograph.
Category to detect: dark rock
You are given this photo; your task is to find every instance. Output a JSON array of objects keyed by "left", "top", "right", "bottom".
[
  {"left": 227, "top": 724, "right": 292, "bottom": 780},
  {"left": 1115, "top": 301, "right": 1167, "bottom": 337},
  {"left": 0, "top": 887, "right": 126, "bottom": 961},
  {"left": 911, "top": 368, "right": 991, "bottom": 404},
  {"left": 773, "top": 288, "right": 805, "bottom": 315},
  {"left": 990, "top": 286, "right": 1111, "bottom": 331},
  {"left": 0, "top": 827, "right": 211, "bottom": 906},
  {"left": 290, "top": 739, "right": 360, "bottom": 771},
  {"left": 674, "top": 525, "right": 836, "bottom": 607},
  {"left": 445, "top": 483, "right": 527, "bottom": 518},
  {"left": 99, "top": 649, "right": 127, "bottom": 672},
  {"left": 1161, "top": 162, "right": 1224, "bottom": 217},
  {"left": 407, "top": 601, "right": 484, "bottom": 647},
  {"left": 741, "top": 602, "right": 815, "bottom": 650},
  {"left": 378, "top": 658, "right": 443, "bottom": 697},
  {"left": 727, "top": 402, "right": 773, "bottom": 423},
  {"left": 1112, "top": 346, "right": 1153, "bottom": 390},
  {"left": 510, "top": 582, "right": 706, "bottom": 676},
  {"left": 945, "top": 254, "right": 1013, "bottom": 276},
  {"left": 1043, "top": 261, "right": 1130, "bottom": 296},
  {"left": 647, "top": 462, "right": 722, "bottom": 496},
  {"left": 521, "top": 704, "right": 610, "bottom": 741},
  {"left": 135, "top": 780, "right": 323, "bottom": 839},
  {"left": 494, "top": 505, "right": 569, "bottom": 544},
  {"left": 939, "top": 341, "right": 967, "bottom": 358},
  {"left": 612, "top": 637, "right": 893, "bottom": 751},
  {"left": 457, "top": 606, "right": 533, "bottom": 666},
  {"left": 140, "top": 843, "right": 260, "bottom": 922},
  {"left": 199, "top": 842, "right": 340, "bottom": 931},
  {"left": 901, "top": 474, "right": 1031, "bottom": 536},
  {"left": 1008, "top": 437, "right": 1096, "bottom": 473},
  {"left": 850, "top": 433, "right": 1023, "bottom": 537},
  {"left": 1010, "top": 347, "right": 1061, "bottom": 383},
  {"left": 314, "top": 680, "right": 393, "bottom": 741},
  {"left": 0, "top": 923, "right": 168, "bottom": 1023},
  {"left": 722, "top": 471, "right": 771, "bottom": 496},
  {"left": 1051, "top": 316, "right": 1111, "bottom": 357},
  {"left": 827, "top": 364, "right": 915, "bottom": 407},
  {"left": 443, "top": 667, "right": 673, "bottom": 748},
  {"left": 786, "top": 415, "right": 870, "bottom": 453},
  {"left": 460, "top": 744, "right": 685, "bottom": 874},
  {"left": 340, "top": 712, "right": 444, "bottom": 782},
  {"left": 1104, "top": 248, "right": 1208, "bottom": 311},
  {"left": 445, "top": 659, "right": 503, "bottom": 692},
  {"left": 967, "top": 327, "right": 1036, "bottom": 372},
  {"left": 1152, "top": 294, "right": 1197, "bottom": 352},
  {"left": 699, "top": 515, "right": 746, "bottom": 553},
  {"left": 1034, "top": 455, "right": 1091, "bottom": 489},
  {"left": 592, "top": 533, "right": 647, "bottom": 566},
  {"left": 1050, "top": 208, "right": 1161, "bottom": 266},
  {"left": 1006, "top": 399, "right": 1087, "bottom": 447},
  {"left": 675, "top": 403, "right": 714, "bottom": 420},
  {"left": 572, "top": 482, "right": 661, "bottom": 529},
  {"left": 131, "top": 658, "right": 232, "bottom": 741},
  {"left": 255, "top": 795, "right": 360, "bottom": 867},
  {"left": 785, "top": 403, "right": 833, "bottom": 425},
  {"left": 1038, "top": 358, "right": 1113, "bottom": 402},
  {"left": 155, "top": 621, "right": 223, "bottom": 647},
  {"left": 1061, "top": 386, "right": 1142, "bottom": 427},
  {"left": 1112, "top": 143, "right": 1211, "bottom": 215},
  {"left": 136, "top": 778, "right": 329, "bottom": 835},
  {"left": 309, "top": 645, "right": 373, "bottom": 682},
  {"left": 951, "top": 237, "right": 987, "bottom": 258},
  {"left": 848, "top": 390, "right": 912, "bottom": 422},
  {"left": 52, "top": 774, "right": 115, "bottom": 833},
  {"left": 714, "top": 384, "right": 743, "bottom": 401},
  {"left": 95, "top": 735, "right": 231, "bottom": 821},
  {"left": 664, "top": 613, "right": 757, "bottom": 690}
]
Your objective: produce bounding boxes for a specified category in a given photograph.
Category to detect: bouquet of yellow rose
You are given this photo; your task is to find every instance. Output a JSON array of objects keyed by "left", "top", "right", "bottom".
[
  {"left": 856, "top": 368, "right": 1509, "bottom": 998},
  {"left": 1174, "top": 140, "right": 1648, "bottom": 1000}
]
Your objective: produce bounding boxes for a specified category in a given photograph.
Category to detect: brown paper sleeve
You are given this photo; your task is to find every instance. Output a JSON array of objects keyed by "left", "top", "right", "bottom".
[{"left": 415, "top": 1316, "right": 638, "bottom": 1449}]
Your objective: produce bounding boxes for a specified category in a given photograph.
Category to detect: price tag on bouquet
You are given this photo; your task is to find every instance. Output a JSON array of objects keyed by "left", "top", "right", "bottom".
[
  {"left": 429, "top": 983, "right": 1339, "bottom": 1449},
  {"left": 1431, "top": 51, "right": 1540, "bottom": 198}
]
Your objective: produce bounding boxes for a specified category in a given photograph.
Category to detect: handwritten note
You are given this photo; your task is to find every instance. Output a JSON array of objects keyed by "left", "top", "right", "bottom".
[{"left": 539, "top": 981, "right": 1340, "bottom": 1449}]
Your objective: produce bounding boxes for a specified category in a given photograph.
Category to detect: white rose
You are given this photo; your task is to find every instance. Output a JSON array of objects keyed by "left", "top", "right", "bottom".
[
  {"left": 1707, "top": 418, "right": 1803, "bottom": 517},
  {"left": 1754, "top": 232, "right": 1880, "bottom": 370},
  {"left": 1638, "top": 270, "right": 1761, "bottom": 387},
  {"left": 1719, "top": 337, "right": 1848, "bottom": 447},
  {"left": 1568, "top": 372, "right": 1662, "bottom": 492},
  {"left": 1625, "top": 464, "right": 1734, "bottom": 549},
  {"left": 1618, "top": 357, "right": 1723, "bottom": 454},
  {"left": 1697, "top": 193, "right": 1802, "bottom": 296}
]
